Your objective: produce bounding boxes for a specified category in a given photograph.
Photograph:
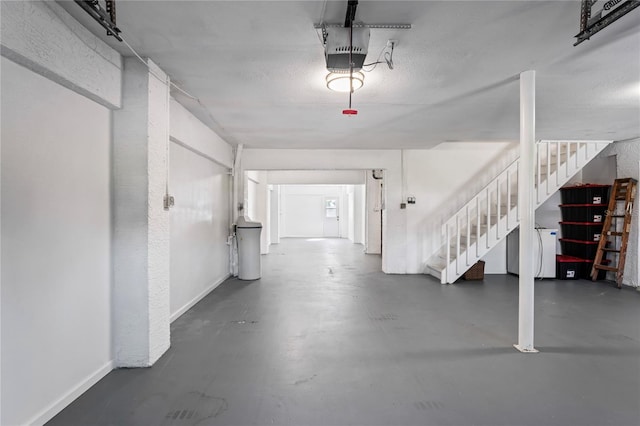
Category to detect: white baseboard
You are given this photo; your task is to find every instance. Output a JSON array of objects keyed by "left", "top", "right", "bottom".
[
  {"left": 27, "top": 360, "right": 114, "bottom": 426},
  {"left": 170, "top": 274, "right": 231, "bottom": 323}
]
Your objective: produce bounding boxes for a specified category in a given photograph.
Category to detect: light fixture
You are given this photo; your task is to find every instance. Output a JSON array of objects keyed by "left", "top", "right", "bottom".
[{"left": 326, "top": 71, "right": 364, "bottom": 92}]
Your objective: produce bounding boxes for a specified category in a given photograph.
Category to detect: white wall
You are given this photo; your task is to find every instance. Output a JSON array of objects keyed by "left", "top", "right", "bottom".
[
  {"left": 365, "top": 171, "right": 383, "bottom": 254},
  {"left": 267, "top": 170, "right": 365, "bottom": 185},
  {"left": 269, "top": 186, "right": 280, "bottom": 244},
  {"left": 280, "top": 185, "right": 345, "bottom": 238},
  {"left": 242, "top": 150, "right": 404, "bottom": 274},
  {"left": 354, "top": 184, "right": 366, "bottom": 245},
  {"left": 169, "top": 142, "right": 231, "bottom": 321},
  {"left": 0, "top": 0, "right": 122, "bottom": 109},
  {"left": 345, "top": 185, "right": 366, "bottom": 245},
  {"left": 112, "top": 58, "right": 171, "bottom": 368},
  {"left": 482, "top": 239, "right": 507, "bottom": 274},
  {"left": 1, "top": 57, "right": 113, "bottom": 425},
  {"left": 404, "top": 142, "right": 518, "bottom": 273},
  {"left": 245, "top": 171, "right": 270, "bottom": 253},
  {"left": 170, "top": 99, "right": 233, "bottom": 169},
  {"left": 168, "top": 97, "right": 234, "bottom": 318},
  {"left": 242, "top": 147, "right": 519, "bottom": 273}
]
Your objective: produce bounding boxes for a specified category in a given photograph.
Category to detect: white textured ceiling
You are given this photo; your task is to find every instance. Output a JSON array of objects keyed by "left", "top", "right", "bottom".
[{"left": 61, "top": 1, "right": 640, "bottom": 149}]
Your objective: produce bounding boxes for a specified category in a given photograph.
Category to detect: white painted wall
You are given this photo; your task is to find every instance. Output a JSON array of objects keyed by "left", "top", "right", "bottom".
[
  {"left": 245, "top": 171, "right": 270, "bottom": 253},
  {"left": 243, "top": 147, "right": 520, "bottom": 273},
  {"left": 267, "top": 170, "right": 365, "bottom": 185},
  {"left": 170, "top": 99, "right": 233, "bottom": 169},
  {"left": 581, "top": 155, "right": 618, "bottom": 185},
  {"left": 241, "top": 150, "right": 404, "bottom": 273},
  {"left": 1, "top": 57, "right": 112, "bottom": 426},
  {"left": 280, "top": 185, "right": 345, "bottom": 238},
  {"left": 354, "top": 185, "right": 366, "bottom": 245},
  {"left": 482, "top": 239, "right": 507, "bottom": 274},
  {"left": 247, "top": 174, "right": 259, "bottom": 221},
  {"left": 347, "top": 186, "right": 355, "bottom": 242},
  {"left": 269, "top": 186, "right": 280, "bottom": 244},
  {"left": 112, "top": 58, "right": 170, "bottom": 368},
  {"left": 345, "top": 185, "right": 366, "bottom": 245},
  {"left": 169, "top": 98, "right": 234, "bottom": 316},
  {"left": 404, "top": 142, "right": 518, "bottom": 273},
  {"left": 365, "top": 171, "right": 383, "bottom": 254},
  {"left": 169, "top": 142, "right": 231, "bottom": 321},
  {"left": 0, "top": 0, "right": 122, "bottom": 109}
]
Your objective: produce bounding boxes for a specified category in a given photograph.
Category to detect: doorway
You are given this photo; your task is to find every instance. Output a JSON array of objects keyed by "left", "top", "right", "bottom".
[{"left": 323, "top": 196, "right": 340, "bottom": 237}]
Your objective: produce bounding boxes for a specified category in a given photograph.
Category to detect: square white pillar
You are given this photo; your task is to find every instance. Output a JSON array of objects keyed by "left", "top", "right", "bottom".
[
  {"left": 515, "top": 70, "right": 538, "bottom": 353},
  {"left": 113, "top": 58, "right": 170, "bottom": 367}
]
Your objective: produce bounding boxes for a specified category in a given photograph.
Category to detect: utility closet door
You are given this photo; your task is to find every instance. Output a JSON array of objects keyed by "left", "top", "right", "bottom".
[{"left": 323, "top": 196, "right": 340, "bottom": 237}]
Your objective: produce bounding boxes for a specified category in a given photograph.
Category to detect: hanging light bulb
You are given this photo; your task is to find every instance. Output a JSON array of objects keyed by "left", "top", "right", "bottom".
[{"left": 326, "top": 71, "right": 365, "bottom": 92}]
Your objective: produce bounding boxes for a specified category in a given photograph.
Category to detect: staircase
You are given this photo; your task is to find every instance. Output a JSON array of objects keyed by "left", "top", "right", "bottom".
[{"left": 425, "top": 140, "right": 612, "bottom": 284}]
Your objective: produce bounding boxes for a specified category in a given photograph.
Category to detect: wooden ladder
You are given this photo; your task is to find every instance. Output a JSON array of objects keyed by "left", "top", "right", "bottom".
[{"left": 591, "top": 178, "right": 638, "bottom": 288}]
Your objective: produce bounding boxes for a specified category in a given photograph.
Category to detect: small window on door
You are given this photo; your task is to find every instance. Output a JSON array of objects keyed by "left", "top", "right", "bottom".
[{"left": 325, "top": 199, "right": 337, "bottom": 218}]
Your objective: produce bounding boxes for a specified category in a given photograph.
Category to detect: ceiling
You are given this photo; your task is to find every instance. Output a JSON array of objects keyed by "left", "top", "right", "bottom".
[{"left": 60, "top": 1, "right": 640, "bottom": 149}]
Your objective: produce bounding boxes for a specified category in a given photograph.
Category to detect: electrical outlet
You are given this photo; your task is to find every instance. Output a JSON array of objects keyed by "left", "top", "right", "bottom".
[{"left": 163, "top": 194, "right": 175, "bottom": 210}]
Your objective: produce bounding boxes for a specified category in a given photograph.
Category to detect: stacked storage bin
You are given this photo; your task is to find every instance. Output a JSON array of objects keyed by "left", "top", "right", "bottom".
[{"left": 557, "top": 184, "right": 611, "bottom": 279}]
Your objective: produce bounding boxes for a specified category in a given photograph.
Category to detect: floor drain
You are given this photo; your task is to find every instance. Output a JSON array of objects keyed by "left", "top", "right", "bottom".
[
  {"left": 414, "top": 401, "right": 444, "bottom": 410},
  {"left": 371, "top": 314, "right": 398, "bottom": 321},
  {"left": 165, "top": 409, "right": 196, "bottom": 420}
]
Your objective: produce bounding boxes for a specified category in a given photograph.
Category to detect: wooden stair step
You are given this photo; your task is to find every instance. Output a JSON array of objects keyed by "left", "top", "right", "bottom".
[
  {"left": 601, "top": 248, "right": 621, "bottom": 253},
  {"left": 594, "top": 265, "right": 619, "bottom": 272}
]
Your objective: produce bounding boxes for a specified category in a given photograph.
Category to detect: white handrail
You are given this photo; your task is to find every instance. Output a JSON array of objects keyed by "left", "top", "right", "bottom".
[
  {"left": 436, "top": 140, "right": 612, "bottom": 283},
  {"left": 443, "top": 158, "right": 520, "bottom": 268}
]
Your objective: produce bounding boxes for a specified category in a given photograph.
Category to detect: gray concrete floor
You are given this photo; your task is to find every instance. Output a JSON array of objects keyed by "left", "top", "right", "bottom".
[{"left": 49, "top": 238, "right": 640, "bottom": 426}]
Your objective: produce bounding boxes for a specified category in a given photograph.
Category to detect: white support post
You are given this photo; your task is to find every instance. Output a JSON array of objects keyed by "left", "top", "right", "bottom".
[
  {"left": 113, "top": 58, "right": 171, "bottom": 366},
  {"left": 515, "top": 70, "right": 538, "bottom": 353}
]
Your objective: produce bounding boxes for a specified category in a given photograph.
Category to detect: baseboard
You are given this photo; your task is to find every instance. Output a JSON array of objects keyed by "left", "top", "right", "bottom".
[
  {"left": 27, "top": 360, "right": 114, "bottom": 426},
  {"left": 170, "top": 274, "right": 231, "bottom": 323}
]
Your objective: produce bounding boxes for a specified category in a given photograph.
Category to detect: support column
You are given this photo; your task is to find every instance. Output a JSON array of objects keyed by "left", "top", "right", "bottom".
[
  {"left": 113, "top": 58, "right": 170, "bottom": 366},
  {"left": 515, "top": 70, "right": 538, "bottom": 353}
]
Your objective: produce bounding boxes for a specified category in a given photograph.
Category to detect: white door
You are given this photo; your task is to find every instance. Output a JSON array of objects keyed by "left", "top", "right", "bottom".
[{"left": 323, "top": 196, "right": 340, "bottom": 237}]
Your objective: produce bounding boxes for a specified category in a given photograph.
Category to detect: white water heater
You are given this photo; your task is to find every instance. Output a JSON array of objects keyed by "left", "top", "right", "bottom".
[{"left": 507, "top": 228, "right": 558, "bottom": 278}]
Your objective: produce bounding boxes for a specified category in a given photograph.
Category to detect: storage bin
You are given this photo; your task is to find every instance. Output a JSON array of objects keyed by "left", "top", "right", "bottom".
[
  {"left": 559, "top": 238, "right": 602, "bottom": 260},
  {"left": 556, "top": 255, "right": 581, "bottom": 279},
  {"left": 559, "top": 222, "right": 603, "bottom": 242},
  {"left": 557, "top": 254, "right": 609, "bottom": 280},
  {"left": 559, "top": 204, "right": 608, "bottom": 223},
  {"left": 559, "top": 184, "right": 611, "bottom": 205},
  {"left": 463, "top": 260, "right": 485, "bottom": 280},
  {"left": 581, "top": 259, "right": 609, "bottom": 280}
]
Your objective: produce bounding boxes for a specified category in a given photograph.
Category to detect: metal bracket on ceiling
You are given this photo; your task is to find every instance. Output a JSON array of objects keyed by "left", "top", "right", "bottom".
[
  {"left": 345, "top": 0, "right": 358, "bottom": 27},
  {"left": 574, "top": 0, "right": 640, "bottom": 46},
  {"left": 74, "top": 0, "right": 123, "bottom": 41},
  {"left": 314, "top": 23, "right": 412, "bottom": 30}
]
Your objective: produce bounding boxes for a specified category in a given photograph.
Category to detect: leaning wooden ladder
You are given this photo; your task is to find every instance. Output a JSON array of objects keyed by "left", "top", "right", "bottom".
[{"left": 591, "top": 178, "right": 638, "bottom": 288}]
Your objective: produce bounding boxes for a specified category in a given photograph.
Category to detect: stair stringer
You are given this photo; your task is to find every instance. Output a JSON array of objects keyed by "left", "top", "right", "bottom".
[{"left": 425, "top": 140, "right": 612, "bottom": 283}]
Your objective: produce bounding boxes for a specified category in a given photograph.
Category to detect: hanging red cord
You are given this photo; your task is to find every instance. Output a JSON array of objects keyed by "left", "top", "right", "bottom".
[{"left": 342, "top": 16, "right": 358, "bottom": 116}]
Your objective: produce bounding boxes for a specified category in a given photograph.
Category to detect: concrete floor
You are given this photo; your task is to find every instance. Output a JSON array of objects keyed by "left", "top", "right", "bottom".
[{"left": 49, "top": 238, "right": 640, "bottom": 426}]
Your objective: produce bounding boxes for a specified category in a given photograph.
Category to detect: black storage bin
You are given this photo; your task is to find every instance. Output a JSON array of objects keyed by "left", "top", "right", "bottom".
[
  {"left": 559, "top": 204, "right": 608, "bottom": 223},
  {"left": 560, "top": 238, "right": 601, "bottom": 260},
  {"left": 559, "top": 184, "right": 611, "bottom": 205},
  {"left": 556, "top": 255, "right": 581, "bottom": 280},
  {"left": 581, "top": 260, "right": 608, "bottom": 280},
  {"left": 559, "top": 222, "right": 604, "bottom": 242}
]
